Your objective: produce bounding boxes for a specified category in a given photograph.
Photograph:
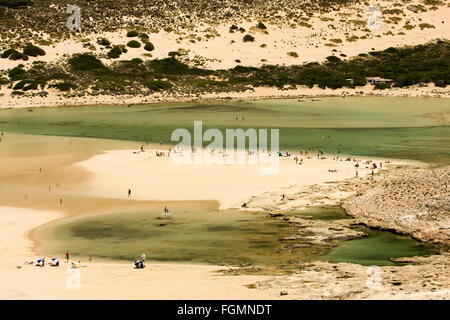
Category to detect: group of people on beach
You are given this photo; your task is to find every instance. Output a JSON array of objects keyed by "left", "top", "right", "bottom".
[{"left": 24, "top": 250, "right": 86, "bottom": 269}]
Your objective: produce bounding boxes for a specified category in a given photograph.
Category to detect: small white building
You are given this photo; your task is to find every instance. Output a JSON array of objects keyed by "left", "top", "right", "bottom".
[{"left": 366, "top": 77, "right": 394, "bottom": 85}]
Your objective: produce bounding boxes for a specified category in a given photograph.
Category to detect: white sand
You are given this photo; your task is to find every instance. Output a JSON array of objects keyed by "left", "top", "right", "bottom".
[{"left": 72, "top": 148, "right": 397, "bottom": 209}]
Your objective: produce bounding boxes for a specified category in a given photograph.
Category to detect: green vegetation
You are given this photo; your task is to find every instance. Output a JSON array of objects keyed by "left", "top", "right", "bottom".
[
  {"left": 256, "top": 21, "right": 267, "bottom": 30},
  {"left": 243, "top": 34, "right": 255, "bottom": 42},
  {"left": 126, "top": 30, "right": 139, "bottom": 37},
  {"left": 144, "top": 42, "right": 155, "bottom": 51},
  {"left": 96, "top": 38, "right": 111, "bottom": 46},
  {"left": 107, "top": 45, "right": 126, "bottom": 59},
  {"left": 0, "top": 0, "right": 32, "bottom": 8},
  {"left": 1, "top": 49, "right": 28, "bottom": 61},
  {"left": 23, "top": 43, "right": 45, "bottom": 57},
  {"left": 2, "top": 41, "right": 448, "bottom": 98},
  {"left": 127, "top": 40, "right": 141, "bottom": 48}
]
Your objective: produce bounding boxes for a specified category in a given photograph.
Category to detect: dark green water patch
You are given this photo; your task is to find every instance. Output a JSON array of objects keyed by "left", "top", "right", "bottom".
[{"left": 320, "top": 228, "right": 437, "bottom": 266}]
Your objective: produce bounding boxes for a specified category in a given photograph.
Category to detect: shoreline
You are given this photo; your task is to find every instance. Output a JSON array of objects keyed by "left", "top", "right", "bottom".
[{"left": 1, "top": 84, "right": 449, "bottom": 110}]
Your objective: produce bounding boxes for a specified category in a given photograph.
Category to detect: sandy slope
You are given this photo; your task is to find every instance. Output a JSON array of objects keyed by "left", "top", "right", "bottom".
[{"left": 0, "top": 1, "right": 448, "bottom": 108}]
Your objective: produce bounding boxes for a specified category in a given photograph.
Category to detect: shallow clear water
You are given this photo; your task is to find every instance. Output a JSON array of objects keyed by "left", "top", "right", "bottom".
[
  {"left": 38, "top": 205, "right": 436, "bottom": 268},
  {"left": 321, "top": 228, "right": 436, "bottom": 266},
  {"left": 0, "top": 97, "right": 449, "bottom": 163}
]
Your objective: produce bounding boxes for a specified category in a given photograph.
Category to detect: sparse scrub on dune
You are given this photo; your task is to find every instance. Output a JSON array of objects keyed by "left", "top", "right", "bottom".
[
  {"left": 126, "top": 30, "right": 139, "bottom": 37},
  {"left": 243, "top": 34, "right": 255, "bottom": 42},
  {"left": 23, "top": 43, "right": 45, "bottom": 57},
  {"left": 97, "top": 38, "right": 111, "bottom": 46},
  {"left": 2, "top": 49, "right": 28, "bottom": 61},
  {"left": 144, "top": 42, "right": 155, "bottom": 52},
  {"left": 2, "top": 41, "right": 449, "bottom": 96},
  {"left": 419, "top": 23, "right": 435, "bottom": 29},
  {"left": 127, "top": 40, "right": 141, "bottom": 48}
]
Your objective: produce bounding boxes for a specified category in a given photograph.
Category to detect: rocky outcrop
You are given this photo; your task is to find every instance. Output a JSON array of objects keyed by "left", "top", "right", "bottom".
[{"left": 343, "top": 166, "right": 450, "bottom": 246}]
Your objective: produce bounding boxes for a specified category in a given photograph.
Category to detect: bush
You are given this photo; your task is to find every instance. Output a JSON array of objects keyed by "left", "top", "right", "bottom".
[
  {"left": 9, "top": 51, "right": 28, "bottom": 61},
  {"left": 139, "top": 33, "right": 149, "bottom": 42},
  {"left": 23, "top": 43, "right": 46, "bottom": 57},
  {"left": 144, "top": 42, "right": 155, "bottom": 52},
  {"left": 126, "top": 30, "right": 139, "bottom": 37},
  {"left": 1, "top": 48, "right": 18, "bottom": 59},
  {"left": 97, "top": 38, "right": 111, "bottom": 46},
  {"left": 13, "top": 80, "right": 27, "bottom": 90},
  {"left": 326, "top": 55, "right": 341, "bottom": 63},
  {"left": 257, "top": 21, "right": 267, "bottom": 30},
  {"left": 0, "top": 0, "right": 32, "bottom": 8},
  {"left": 49, "top": 82, "right": 77, "bottom": 91},
  {"left": 127, "top": 40, "right": 141, "bottom": 48},
  {"left": 68, "top": 53, "right": 105, "bottom": 71},
  {"left": 107, "top": 45, "right": 124, "bottom": 59},
  {"left": 374, "top": 82, "right": 392, "bottom": 90},
  {"left": 8, "top": 65, "right": 26, "bottom": 80},
  {"left": 168, "top": 51, "right": 180, "bottom": 57},
  {"left": 144, "top": 79, "right": 173, "bottom": 91},
  {"left": 243, "top": 34, "right": 255, "bottom": 42},
  {"left": 287, "top": 52, "right": 298, "bottom": 58}
]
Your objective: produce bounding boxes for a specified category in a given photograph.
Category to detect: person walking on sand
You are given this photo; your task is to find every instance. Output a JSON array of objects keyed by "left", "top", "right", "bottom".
[
  {"left": 128, "top": 189, "right": 131, "bottom": 198},
  {"left": 65, "top": 250, "right": 70, "bottom": 263},
  {"left": 141, "top": 253, "right": 146, "bottom": 262}
]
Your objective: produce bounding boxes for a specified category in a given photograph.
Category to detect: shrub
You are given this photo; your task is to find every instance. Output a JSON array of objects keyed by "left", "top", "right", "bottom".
[
  {"left": 144, "top": 42, "right": 155, "bottom": 51},
  {"left": 9, "top": 51, "right": 28, "bottom": 61},
  {"left": 243, "top": 34, "right": 255, "bottom": 42},
  {"left": 287, "top": 52, "right": 298, "bottom": 57},
  {"left": 23, "top": 81, "right": 39, "bottom": 91},
  {"left": 139, "top": 33, "right": 149, "bottom": 42},
  {"left": 144, "top": 79, "right": 173, "bottom": 91},
  {"left": 168, "top": 51, "right": 180, "bottom": 57},
  {"left": 97, "top": 38, "right": 111, "bottom": 46},
  {"left": 0, "top": 0, "right": 32, "bottom": 8},
  {"left": 68, "top": 53, "right": 105, "bottom": 71},
  {"left": 374, "top": 82, "right": 392, "bottom": 90},
  {"left": 107, "top": 45, "right": 124, "bottom": 59},
  {"left": 1, "top": 48, "right": 18, "bottom": 59},
  {"left": 126, "top": 30, "right": 139, "bottom": 37},
  {"left": 257, "top": 21, "right": 267, "bottom": 30},
  {"left": 127, "top": 40, "right": 141, "bottom": 48},
  {"left": 8, "top": 65, "right": 26, "bottom": 80},
  {"left": 326, "top": 55, "right": 341, "bottom": 63},
  {"left": 23, "top": 43, "right": 46, "bottom": 57},
  {"left": 49, "top": 82, "right": 77, "bottom": 91},
  {"left": 13, "top": 80, "right": 27, "bottom": 90}
]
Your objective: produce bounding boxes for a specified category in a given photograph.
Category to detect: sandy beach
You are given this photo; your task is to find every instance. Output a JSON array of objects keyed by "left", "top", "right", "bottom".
[
  {"left": 0, "top": 0, "right": 448, "bottom": 300},
  {"left": 0, "top": 132, "right": 417, "bottom": 299}
]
